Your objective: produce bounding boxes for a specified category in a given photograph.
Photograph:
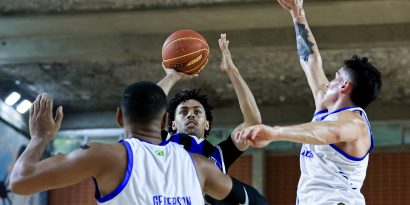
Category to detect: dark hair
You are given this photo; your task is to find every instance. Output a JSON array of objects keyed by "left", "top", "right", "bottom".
[
  {"left": 121, "top": 81, "right": 167, "bottom": 123},
  {"left": 343, "top": 55, "right": 382, "bottom": 109},
  {"left": 167, "top": 89, "right": 213, "bottom": 136}
]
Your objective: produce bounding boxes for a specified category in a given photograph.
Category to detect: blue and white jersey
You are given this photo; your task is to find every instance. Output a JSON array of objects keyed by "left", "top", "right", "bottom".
[
  {"left": 94, "top": 138, "right": 204, "bottom": 205},
  {"left": 168, "top": 133, "right": 226, "bottom": 173},
  {"left": 297, "top": 106, "right": 374, "bottom": 205}
]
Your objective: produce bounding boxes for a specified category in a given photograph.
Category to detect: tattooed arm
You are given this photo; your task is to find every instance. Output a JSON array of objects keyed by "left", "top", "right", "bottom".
[{"left": 277, "top": 0, "right": 329, "bottom": 112}]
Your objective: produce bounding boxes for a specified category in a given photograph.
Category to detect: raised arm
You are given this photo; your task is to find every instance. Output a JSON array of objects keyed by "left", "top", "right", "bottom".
[
  {"left": 9, "top": 93, "right": 114, "bottom": 195},
  {"left": 157, "top": 64, "right": 198, "bottom": 96},
  {"left": 218, "top": 33, "right": 262, "bottom": 151},
  {"left": 278, "top": 0, "right": 329, "bottom": 112}
]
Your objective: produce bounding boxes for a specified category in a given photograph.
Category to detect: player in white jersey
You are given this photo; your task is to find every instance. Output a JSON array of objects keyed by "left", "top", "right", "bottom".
[
  {"left": 235, "top": 0, "right": 382, "bottom": 204},
  {"left": 10, "top": 82, "right": 257, "bottom": 205}
]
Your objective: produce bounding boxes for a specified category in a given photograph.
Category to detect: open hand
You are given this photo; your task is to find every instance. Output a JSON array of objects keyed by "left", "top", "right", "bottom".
[
  {"left": 218, "top": 33, "right": 237, "bottom": 73},
  {"left": 29, "top": 93, "right": 63, "bottom": 141}
]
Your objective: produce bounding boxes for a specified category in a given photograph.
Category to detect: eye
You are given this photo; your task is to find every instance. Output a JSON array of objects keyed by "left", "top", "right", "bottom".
[
  {"left": 194, "top": 110, "right": 201, "bottom": 115},
  {"left": 180, "top": 110, "right": 188, "bottom": 115}
]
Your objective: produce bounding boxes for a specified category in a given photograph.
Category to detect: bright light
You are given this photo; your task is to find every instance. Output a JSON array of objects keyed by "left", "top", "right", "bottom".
[
  {"left": 16, "top": 100, "right": 32, "bottom": 114},
  {"left": 5, "top": 92, "right": 21, "bottom": 106}
]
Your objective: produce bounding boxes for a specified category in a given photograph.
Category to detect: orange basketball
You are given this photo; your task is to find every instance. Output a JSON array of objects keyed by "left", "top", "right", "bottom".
[{"left": 162, "top": 30, "right": 209, "bottom": 75}]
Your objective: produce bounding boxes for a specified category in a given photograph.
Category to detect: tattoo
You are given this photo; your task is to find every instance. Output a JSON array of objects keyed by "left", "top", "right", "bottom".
[
  {"left": 79, "top": 144, "right": 90, "bottom": 150},
  {"left": 294, "top": 22, "right": 314, "bottom": 61}
]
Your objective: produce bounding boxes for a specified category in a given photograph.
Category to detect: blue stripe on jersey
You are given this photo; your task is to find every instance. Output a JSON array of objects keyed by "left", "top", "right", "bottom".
[
  {"left": 313, "top": 109, "right": 328, "bottom": 117},
  {"left": 317, "top": 106, "right": 374, "bottom": 162},
  {"left": 319, "top": 106, "right": 358, "bottom": 121},
  {"left": 169, "top": 133, "right": 224, "bottom": 172},
  {"left": 329, "top": 144, "right": 369, "bottom": 161},
  {"left": 95, "top": 140, "right": 134, "bottom": 203}
]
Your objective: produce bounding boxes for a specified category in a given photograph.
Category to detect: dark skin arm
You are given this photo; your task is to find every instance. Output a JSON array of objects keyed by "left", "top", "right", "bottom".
[
  {"left": 9, "top": 93, "right": 126, "bottom": 196},
  {"left": 190, "top": 153, "right": 232, "bottom": 200}
]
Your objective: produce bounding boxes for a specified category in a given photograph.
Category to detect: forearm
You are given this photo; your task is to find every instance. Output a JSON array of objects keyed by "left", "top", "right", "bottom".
[
  {"left": 226, "top": 69, "right": 261, "bottom": 125},
  {"left": 292, "top": 8, "right": 320, "bottom": 62},
  {"left": 12, "top": 138, "right": 48, "bottom": 176},
  {"left": 157, "top": 74, "right": 180, "bottom": 96},
  {"left": 10, "top": 138, "right": 49, "bottom": 193},
  {"left": 291, "top": 8, "right": 328, "bottom": 104},
  {"left": 273, "top": 122, "right": 343, "bottom": 145}
]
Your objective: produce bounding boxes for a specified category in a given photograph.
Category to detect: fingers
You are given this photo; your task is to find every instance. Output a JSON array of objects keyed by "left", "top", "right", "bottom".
[
  {"left": 32, "top": 95, "right": 42, "bottom": 117},
  {"left": 39, "top": 93, "right": 48, "bottom": 112},
  {"left": 29, "top": 102, "right": 34, "bottom": 119},
  {"left": 54, "top": 106, "right": 64, "bottom": 130},
  {"left": 46, "top": 95, "right": 53, "bottom": 116},
  {"left": 219, "top": 33, "right": 229, "bottom": 50},
  {"left": 234, "top": 127, "right": 255, "bottom": 144}
]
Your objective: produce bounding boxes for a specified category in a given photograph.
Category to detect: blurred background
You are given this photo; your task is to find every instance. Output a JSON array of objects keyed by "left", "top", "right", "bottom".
[{"left": 0, "top": 0, "right": 409, "bottom": 204}]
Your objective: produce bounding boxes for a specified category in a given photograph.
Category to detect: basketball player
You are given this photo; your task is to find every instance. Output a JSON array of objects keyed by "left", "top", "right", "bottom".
[
  {"left": 235, "top": 0, "right": 382, "bottom": 204},
  {"left": 10, "top": 82, "right": 258, "bottom": 205},
  {"left": 158, "top": 34, "right": 267, "bottom": 204},
  {"left": 158, "top": 33, "right": 260, "bottom": 171}
]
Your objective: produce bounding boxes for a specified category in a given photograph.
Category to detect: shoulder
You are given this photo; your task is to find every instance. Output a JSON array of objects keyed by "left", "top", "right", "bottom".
[
  {"left": 74, "top": 142, "right": 126, "bottom": 166},
  {"left": 336, "top": 110, "right": 368, "bottom": 133}
]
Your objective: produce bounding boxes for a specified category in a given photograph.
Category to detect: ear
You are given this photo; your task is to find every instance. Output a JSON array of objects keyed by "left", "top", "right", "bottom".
[
  {"left": 204, "top": 120, "right": 210, "bottom": 131},
  {"left": 116, "top": 107, "right": 124, "bottom": 127},
  {"left": 171, "top": 121, "right": 177, "bottom": 131},
  {"left": 341, "top": 81, "right": 353, "bottom": 94},
  {"left": 161, "top": 112, "right": 168, "bottom": 130}
]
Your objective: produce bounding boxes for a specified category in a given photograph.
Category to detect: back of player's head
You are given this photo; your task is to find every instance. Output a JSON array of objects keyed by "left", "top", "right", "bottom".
[
  {"left": 343, "top": 55, "right": 382, "bottom": 109},
  {"left": 121, "top": 81, "right": 167, "bottom": 123}
]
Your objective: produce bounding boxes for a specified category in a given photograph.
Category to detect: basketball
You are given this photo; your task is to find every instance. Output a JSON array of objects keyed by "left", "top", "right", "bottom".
[{"left": 162, "top": 30, "right": 209, "bottom": 75}]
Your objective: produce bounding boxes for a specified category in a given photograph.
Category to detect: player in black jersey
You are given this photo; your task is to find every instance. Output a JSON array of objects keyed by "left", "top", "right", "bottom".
[{"left": 158, "top": 34, "right": 268, "bottom": 205}]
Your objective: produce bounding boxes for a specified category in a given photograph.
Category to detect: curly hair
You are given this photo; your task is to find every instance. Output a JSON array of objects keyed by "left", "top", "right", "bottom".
[
  {"left": 167, "top": 89, "right": 213, "bottom": 137},
  {"left": 343, "top": 55, "right": 382, "bottom": 109}
]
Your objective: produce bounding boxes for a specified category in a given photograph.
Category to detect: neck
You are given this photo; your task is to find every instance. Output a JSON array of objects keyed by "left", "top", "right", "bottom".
[
  {"left": 123, "top": 123, "right": 163, "bottom": 145},
  {"left": 326, "top": 98, "right": 354, "bottom": 113}
]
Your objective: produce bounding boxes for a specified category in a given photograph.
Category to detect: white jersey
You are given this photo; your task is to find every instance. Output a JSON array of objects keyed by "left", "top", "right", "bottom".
[
  {"left": 297, "top": 106, "right": 374, "bottom": 205},
  {"left": 94, "top": 138, "right": 204, "bottom": 205}
]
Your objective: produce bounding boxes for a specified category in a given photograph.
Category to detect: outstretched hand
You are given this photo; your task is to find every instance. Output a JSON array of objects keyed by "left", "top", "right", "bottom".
[
  {"left": 277, "top": 0, "right": 304, "bottom": 19},
  {"left": 218, "top": 33, "right": 237, "bottom": 73},
  {"left": 162, "top": 63, "right": 198, "bottom": 81},
  {"left": 29, "top": 93, "right": 63, "bottom": 141},
  {"left": 234, "top": 125, "right": 276, "bottom": 148}
]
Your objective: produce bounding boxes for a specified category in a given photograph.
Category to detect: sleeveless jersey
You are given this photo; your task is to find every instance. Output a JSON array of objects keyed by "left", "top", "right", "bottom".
[
  {"left": 168, "top": 133, "right": 226, "bottom": 173},
  {"left": 94, "top": 138, "right": 204, "bottom": 205},
  {"left": 297, "top": 106, "right": 374, "bottom": 205}
]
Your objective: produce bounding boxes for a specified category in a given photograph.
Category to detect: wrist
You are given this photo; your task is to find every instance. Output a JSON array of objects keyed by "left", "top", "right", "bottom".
[
  {"left": 270, "top": 126, "right": 282, "bottom": 141},
  {"left": 30, "top": 137, "right": 50, "bottom": 145},
  {"left": 225, "top": 67, "right": 239, "bottom": 76},
  {"left": 291, "top": 8, "right": 305, "bottom": 22},
  {"left": 166, "top": 72, "right": 182, "bottom": 82}
]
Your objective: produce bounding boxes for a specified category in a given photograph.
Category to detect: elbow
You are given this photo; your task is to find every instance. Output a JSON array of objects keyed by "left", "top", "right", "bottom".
[
  {"left": 254, "top": 114, "right": 262, "bottom": 124},
  {"left": 9, "top": 165, "right": 36, "bottom": 195},
  {"left": 246, "top": 113, "right": 262, "bottom": 126},
  {"left": 10, "top": 177, "right": 33, "bottom": 195}
]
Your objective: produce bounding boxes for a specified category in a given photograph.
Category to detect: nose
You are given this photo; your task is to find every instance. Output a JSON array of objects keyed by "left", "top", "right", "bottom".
[{"left": 186, "top": 110, "right": 195, "bottom": 119}]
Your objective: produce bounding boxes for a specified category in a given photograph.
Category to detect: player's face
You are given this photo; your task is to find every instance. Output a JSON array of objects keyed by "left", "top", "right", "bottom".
[
  {"left": 172, "top": 99, "right": 209, "bottom": 139},
  {"left": 321, "top": 68, "right": 350, "bottom": 108}
]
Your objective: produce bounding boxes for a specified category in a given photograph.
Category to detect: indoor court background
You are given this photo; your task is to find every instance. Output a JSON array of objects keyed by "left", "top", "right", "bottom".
[{"left": 1, "top": 0, "right": 409, "bottom": 204}]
